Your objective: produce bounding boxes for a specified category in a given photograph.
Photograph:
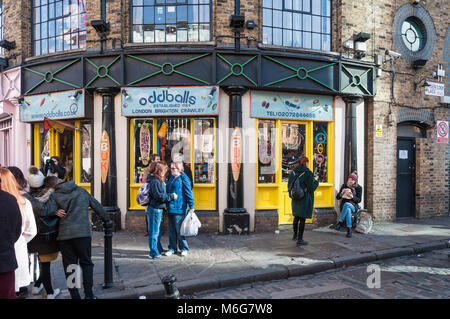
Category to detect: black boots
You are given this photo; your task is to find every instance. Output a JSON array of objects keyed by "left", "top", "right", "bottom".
[
  {"left": 346, "top": 227, "right": 352, "bottom": 238},
  {"left": 296, "top": 239, "right": 308, "bottom": 246},
  {"left": 292, "top": 233, "right": 297, "bottom": 241},
  {"left": 334, "top": 221, "right": 343, "bottom": 231}
]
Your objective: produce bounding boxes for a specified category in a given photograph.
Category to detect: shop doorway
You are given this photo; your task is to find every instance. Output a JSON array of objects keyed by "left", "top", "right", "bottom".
[
  {"left": 396, "top": 137, "right": 416, "bottom": 218},
  {"left": 279, "top": 121, "right": 308, "bottom": 225}
]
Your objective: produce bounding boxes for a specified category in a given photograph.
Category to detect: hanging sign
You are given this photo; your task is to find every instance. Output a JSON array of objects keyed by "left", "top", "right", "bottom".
[
  {"left": 100, "top": 130, "right": 110, "bottom": 184},
  {"left": 250, "top": 91, "right": 333, "bottom": 121},
  {"left": 231, "top": 127, "right": 242, "bottom": 182},
  {"left": 436, "top": 120, "right": 449, "bottom": 143},
  {"left": 20, "top": 90, "right": 85, "bottom": 122},
  {"left": 121, "top": 86, "right": 219, "bottom": 117}
]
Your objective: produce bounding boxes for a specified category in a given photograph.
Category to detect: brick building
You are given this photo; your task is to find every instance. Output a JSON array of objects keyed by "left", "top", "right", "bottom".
[{"left": 0, "top": 0, "right": 447, "bottom": 234}]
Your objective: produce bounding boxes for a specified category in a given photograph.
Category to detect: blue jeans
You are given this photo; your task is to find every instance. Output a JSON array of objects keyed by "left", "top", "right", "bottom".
[
  {"left": 339, "top": 202, "right": 356, "bottom": 227},
  {"left": 146, "top": 208, "right": 164, "bottom": 258},
  {"left": 168, "top": 213, "right": 189, "bottom": 253}
]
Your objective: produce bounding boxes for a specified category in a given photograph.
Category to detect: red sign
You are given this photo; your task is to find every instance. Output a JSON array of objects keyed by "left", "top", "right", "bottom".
[
  {"left": 231, "top": 127, "right": 242, "bottom": 182},
  {"left": 437, "top": 121, "right": 449, "bottom": 143},
  {"left": 100, "top": 130, "right": 110, "bottom": 183}
]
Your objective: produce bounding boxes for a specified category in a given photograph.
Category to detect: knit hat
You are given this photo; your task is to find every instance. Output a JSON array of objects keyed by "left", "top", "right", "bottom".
[
  {"left": 348, "top": 172, "right": 358, "bottom": 183},
  {"left": 28, "top": 166, "right": 45, "bottom": 188}
]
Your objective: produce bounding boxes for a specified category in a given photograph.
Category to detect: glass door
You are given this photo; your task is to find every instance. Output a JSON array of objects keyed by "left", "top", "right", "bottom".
[{"left": 279, "top": 121, "right": 308, "bottom": 225}]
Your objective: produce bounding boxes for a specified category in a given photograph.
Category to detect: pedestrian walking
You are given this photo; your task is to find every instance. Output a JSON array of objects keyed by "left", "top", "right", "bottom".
[
  {"left": 0, "top": 168, "right": 37, "bottom": 295},
  {"left": 27, "top": 174, "right": 61, "bottom": 299},
  {"left": 142, "top": 154, "right": 161, "bottom": 237},
  {"left": 287, "top": 156, "right": 319, "bottom": 246},
  {"left": 0, "top": 188, "right": 23, "bottom": 299},
  {"left": 335, "top": 171, "right": 362, "bottom": 238},
  {"left": 29, "top": 180, "right": 111, "bottom": 299},
  {"left": 164, "top": 162, "right": 195, "bottom": 257},
  {"left": 146, "top": 162, "right": 177, "bottom": 259}
]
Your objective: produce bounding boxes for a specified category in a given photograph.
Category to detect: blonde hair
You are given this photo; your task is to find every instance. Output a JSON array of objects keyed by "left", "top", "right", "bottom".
[{"left": 0, "top": 168, "right": 26, "bottom": 207}]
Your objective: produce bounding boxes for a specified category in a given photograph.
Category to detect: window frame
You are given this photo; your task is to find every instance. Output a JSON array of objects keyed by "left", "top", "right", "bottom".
[
  {"left": 129, "top": 0, "right": 213, "bottom": 44},
  {"left": 31, "top": 0, "right": 87, "bottom": 57},
  {"left": 261, "top": 0, "right": 332, "bottom": 51}
]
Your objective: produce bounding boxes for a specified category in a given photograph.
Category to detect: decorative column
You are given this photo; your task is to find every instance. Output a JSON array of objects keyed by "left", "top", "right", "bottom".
[{"left": 342, "top": 95, "right": 362, "bottom": 180}]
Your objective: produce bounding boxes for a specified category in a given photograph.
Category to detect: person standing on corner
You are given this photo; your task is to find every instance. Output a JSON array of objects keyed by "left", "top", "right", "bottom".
[
  {"left": 0, "top": 188, "right": 23, "bottom": 299},
  {"left": 146, "top": 162, "right": 177, "bottom": 259},
  {"left": 142, "top": 154, "right": 161, "bottom": 237},
  {"left": 335, "top": 171, "right": 362, "bottom": 238},
  {"left": 164, "top": 161, "right": 195, "bottom": 257},
  {"left": 0, "top": 168, "right": 37, "bottom": 296},
  {"left": 28, "top": 180, "right": 111, "bottom": 299},
  {"left": 288, "top": 156, "right": 319, "bottom": 246}
]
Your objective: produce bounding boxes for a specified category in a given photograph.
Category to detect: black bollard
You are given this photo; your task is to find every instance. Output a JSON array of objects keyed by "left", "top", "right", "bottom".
[
  {"left": 103, "top": 220, "right": 114, "bottom": 289},
  {"left": 162, "top": 274, "right": 180, "bottom": 299}
]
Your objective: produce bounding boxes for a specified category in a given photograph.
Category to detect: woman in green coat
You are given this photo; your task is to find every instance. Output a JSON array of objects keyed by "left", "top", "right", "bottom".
[{"left": 288, "top": 156, "right": 319, "bottom": 246}]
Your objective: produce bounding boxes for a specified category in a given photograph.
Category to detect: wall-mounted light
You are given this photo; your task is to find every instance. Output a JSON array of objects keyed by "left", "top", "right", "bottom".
[
  {"left": 229, "top": 14, "right": 245, "bottom": 31},
  {"left": 414, "top": 78, "right": 431, "bottom": 91},
  {"left": 91, "top": 20, "right": 110, "bottom": 34},
  {"left": 69, "top": 90, "right": 82, "bottom": 101},
  {"left": 122, "top": 89, "right": 131, "bottom": 100},
  {"left": 0, "top": 40, "right": 16, "bottom": 51},
  {"left": 208, "top": 87, "right": 217, "bottom": 99}
]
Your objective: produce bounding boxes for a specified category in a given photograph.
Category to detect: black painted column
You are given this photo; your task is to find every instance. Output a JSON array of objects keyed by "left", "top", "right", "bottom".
[
  {"left": 342, "top": 95, "right": 362, "bottom": 180},
  {"left": 224, "top": 86, "right": 247, "bottom": 213}
]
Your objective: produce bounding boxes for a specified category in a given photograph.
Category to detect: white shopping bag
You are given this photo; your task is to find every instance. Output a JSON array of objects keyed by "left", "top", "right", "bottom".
[{"left": 180, "top": 210, "right": 201, "bottom": 237}]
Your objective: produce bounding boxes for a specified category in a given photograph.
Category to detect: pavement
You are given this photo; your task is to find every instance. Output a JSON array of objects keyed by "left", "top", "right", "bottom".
[{"left": 26, "top": 216, "right": 450, "bottom": 299}]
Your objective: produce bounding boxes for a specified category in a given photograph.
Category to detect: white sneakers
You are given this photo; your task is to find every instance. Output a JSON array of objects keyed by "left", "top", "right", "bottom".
[
  {"left": 46, "top": 288, "right": 61, "bottom": 299},
  {"left": 181, "top": 251, "right": 188, "bottom": 257},
  {"left": 163, "top": 250, "right": 173, "bottom": 257},
  {"left": 32, "top": 283, "right": 44, "bottom": 295}
]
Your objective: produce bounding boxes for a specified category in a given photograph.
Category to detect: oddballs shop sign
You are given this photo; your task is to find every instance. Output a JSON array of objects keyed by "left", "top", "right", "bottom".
[
  {"left": 250, "top": 91, "right": 333, "bottom": 121},
  {"left": 121, "top": 86, "right": 219, "bottom": 117}
]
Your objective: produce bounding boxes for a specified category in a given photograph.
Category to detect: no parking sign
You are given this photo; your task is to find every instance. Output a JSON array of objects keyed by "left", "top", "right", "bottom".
[{"left": 436, "top": 121, "right": 449, "bottom": 143}]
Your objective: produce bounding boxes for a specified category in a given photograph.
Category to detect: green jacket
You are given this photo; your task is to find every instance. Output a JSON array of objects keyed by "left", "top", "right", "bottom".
[
  {"left": 29, "top": 181, "right": 110, "bottom": 241},
  {"left": 287, "top": 166, "right": 319, "bottom": 219}
]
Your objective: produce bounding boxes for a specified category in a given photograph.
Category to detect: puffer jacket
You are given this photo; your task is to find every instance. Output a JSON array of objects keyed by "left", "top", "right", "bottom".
[
  {"left": 28, "top": 181, "right": 110, "bottom": 241},
  {"left": 146, "top": 174, "right": 175, "bottom": 209},
  {"left": 166, "top": 173, "right": 195, "bottom": 214}
]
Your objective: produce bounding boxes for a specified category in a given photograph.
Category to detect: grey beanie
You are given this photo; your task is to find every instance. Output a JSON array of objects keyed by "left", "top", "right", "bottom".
[{"left": 28, "top": 167, "right": 45, "bottom": 188}]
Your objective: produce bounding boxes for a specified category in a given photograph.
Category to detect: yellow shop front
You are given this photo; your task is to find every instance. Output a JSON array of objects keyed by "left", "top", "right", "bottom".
[
  {"left": 122, "top": 86, "right": 219, "bottom": 212},
  {"left": 251, "top": 91, "right": 335, "bottom": 225}
]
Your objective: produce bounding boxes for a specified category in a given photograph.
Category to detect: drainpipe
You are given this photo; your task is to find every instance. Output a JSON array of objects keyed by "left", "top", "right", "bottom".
[
  {"left": 342, "top": 95, "right": 362, "bottom": 179},
  {"left": 235, "top": 0, "right": 241, "bottom": 52}
]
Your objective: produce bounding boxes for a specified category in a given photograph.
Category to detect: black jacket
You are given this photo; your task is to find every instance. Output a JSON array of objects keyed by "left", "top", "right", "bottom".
[
  {"left": 0, "top": 190, "right": 22, "bottom": 273},
  {"left": 146, "top": 174, "right": 175, "bottom": 209},
  {"left": 28, "top": 181, "right": 110, "bottom": 241},
  {"left": 336, "top": 183, "right": 362, "bottom": 212},
  {"left": 44, "top": 161, "right": 66, "bottom": 180}
]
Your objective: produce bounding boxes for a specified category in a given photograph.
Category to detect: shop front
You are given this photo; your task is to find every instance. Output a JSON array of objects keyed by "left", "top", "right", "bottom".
[
  {"left": 251, "top": 91, "right": 335, "bottom": 225},
  {"left": 122, "top": 86, "right": 219, "bottom": 212},
  {"left": 20, "top": 89, "right": 94, "bottom": 193}
]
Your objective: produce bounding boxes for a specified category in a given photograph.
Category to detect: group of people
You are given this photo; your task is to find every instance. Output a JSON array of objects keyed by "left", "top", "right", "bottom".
[
  {"left": 142, "top": 153, "right": 195, "bottom": 259},
  {"left": 288, "top": 156, "right": 362, "bottom": 246},
  {"left": 0, "top": 157, "right": 111, "bottom": 299}
]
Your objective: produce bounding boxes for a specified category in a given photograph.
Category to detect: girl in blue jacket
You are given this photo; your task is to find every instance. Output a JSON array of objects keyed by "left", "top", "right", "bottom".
[{"left": 165, "top": 162, "right": 195, "bottom": 256}]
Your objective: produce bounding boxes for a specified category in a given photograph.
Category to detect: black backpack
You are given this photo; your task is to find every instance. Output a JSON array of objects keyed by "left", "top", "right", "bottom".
[{"left": 289, "top": 171, "right": 306, "bottom": 201}]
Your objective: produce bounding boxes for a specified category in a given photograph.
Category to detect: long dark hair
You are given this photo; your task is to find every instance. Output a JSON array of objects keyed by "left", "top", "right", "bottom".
[
  {"left": 153, "top": 162, "right": 168, "bottom": 182},
  {"left": 7, "top": 166, "right": 28, "bottom": 191}
]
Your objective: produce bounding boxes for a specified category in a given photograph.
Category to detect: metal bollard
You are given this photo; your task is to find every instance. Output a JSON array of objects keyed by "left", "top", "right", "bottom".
[
  {"left": 161, "top": 274, "right": 180, "bottom": 299},
  {"left": 103, "top": 220, "right": 114, "bottom": 289}
]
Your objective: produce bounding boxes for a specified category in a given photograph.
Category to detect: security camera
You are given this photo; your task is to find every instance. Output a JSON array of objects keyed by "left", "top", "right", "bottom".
[{"left": 385, "top": 50, "right": 402, "bottom": 58}]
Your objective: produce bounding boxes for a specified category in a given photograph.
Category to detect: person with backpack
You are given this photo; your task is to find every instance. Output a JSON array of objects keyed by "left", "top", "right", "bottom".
[
  {"left": 335, "top": 171, "right": 362, "bottom": 238},
  {"left": 164, "top": 161, "right": 195, "bottom": 257},
  {"left": 146, "top": 162, "right": 177, "bottom": 259},
  {"left": 26, "top": 173, "right": 61, "bottom": 299},
  {"left": 288, "top": 156, "right": 319, "bottom": 246},
  {"left": 141, "top": 155, "right": 161, "bottom": 237},
  {"left": 28, "top": 180, "right": 111, "bottom": 299}
]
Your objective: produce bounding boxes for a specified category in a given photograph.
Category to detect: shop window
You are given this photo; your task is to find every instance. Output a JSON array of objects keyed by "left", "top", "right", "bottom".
[
  {"left": 38, "top": 123, "right": 51, "bottom": 170},
  {"left": 59, "top": 128, "right": 74, "bottom": 180},
  {"left": 32, "top": 0, "right": 87, "bottom": 56},
  {"left": 262, "top": 0, "right": 331, "bottom": 51},
  {"left": 281, "top": 123, "right": 305, "bottom": 182},
  {"left": 157, "top": 118, "right": 191, "bottom": 164},
  {"left": 313, "top": 121, "right": 328, "bottom": 183},
  {"left": 133, "top": 118, "right": 153, "bottom": 183},
  {"left": 80, "top": 123, "right": 92, "bottom": 183},
  {"left": 131, "top": 0, "right": 211, "bottom": 43},
  {"left": 257, "top": 120, "right": 276, "bottom": 184},
  {"left": 193, "top": 118, "right": 214, "bottom": 184}
]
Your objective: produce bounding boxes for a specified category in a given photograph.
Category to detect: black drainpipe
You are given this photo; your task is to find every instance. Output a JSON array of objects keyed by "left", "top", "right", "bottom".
[{"left": 235, "top": 0, "right": 241, "bottom": 52}]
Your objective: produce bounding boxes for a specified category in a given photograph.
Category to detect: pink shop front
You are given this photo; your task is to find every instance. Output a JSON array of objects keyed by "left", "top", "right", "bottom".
[{"left": 0, "top": 67, "right": 31, "bottom": 172}]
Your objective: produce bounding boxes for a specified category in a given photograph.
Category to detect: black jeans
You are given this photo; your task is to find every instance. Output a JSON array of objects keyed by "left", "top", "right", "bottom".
[
  {"left": 59, "top": 237, "right": 94, "bottom": 299},
  {"left": 293, "top": 216, "right": 306, "bottom": 240},
  {"left": 35, "top": 262, "right": 53, "bottom": 295}
]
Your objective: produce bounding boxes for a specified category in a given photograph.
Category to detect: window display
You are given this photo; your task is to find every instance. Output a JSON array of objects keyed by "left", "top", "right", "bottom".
[
  {"left": 157, "top": 118, "right": 191, "bottom": 164},
  {"left": 133, "top": 118, "right": 153, "bottom": 183},
  {"left": 281, "top": 123, "right": 305, "bottom": 182},
  {"left": 194, "top": 118, "right": 214, "bottom": 184},
  {"left": 258, "top": 120, "right": 276, "bottom": 183},
  {"left": 80, "top": 123, "right": 92, "bottom": 183},
  {"left": 313, "top": 122, "right": 328, "bottom": 183}
]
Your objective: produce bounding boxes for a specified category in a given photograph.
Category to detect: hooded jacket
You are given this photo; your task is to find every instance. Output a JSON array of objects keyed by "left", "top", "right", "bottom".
[{"left": 29, "top": 181, "right": 110, "bottom": 241}]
